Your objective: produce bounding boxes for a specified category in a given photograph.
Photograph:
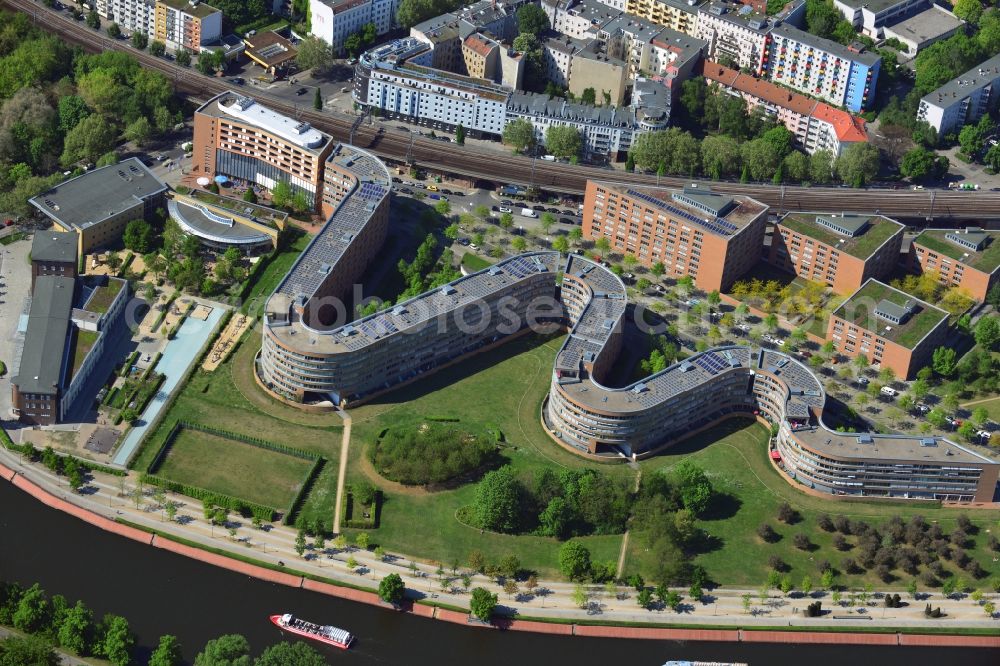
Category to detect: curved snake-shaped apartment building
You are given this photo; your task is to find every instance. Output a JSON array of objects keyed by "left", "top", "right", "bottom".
[{"left": 258, "top": 147, "right": 997, "bottom": 503}]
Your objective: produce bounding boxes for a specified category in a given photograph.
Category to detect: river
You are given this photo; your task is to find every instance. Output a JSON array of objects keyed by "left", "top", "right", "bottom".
[{"left": 0, "top": 483, "right": 994, "bottom": 665}]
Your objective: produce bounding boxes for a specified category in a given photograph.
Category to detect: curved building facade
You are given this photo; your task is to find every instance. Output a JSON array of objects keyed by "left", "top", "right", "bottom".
[
  {"left": 256, "top": 148, "right": 998, "bottom": 502},
  {"left": 544, "top": 256, "right": 998, "bottom": 502}
]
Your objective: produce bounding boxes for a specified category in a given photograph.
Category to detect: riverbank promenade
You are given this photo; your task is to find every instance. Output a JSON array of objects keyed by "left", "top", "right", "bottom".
[{"left": 0, "top": 443, "right": 997, "bottom": 643}]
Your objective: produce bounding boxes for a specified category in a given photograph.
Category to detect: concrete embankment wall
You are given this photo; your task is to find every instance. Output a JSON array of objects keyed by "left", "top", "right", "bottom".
[{"left": 1, "top": 460, "right": 998, "bottom": 648}]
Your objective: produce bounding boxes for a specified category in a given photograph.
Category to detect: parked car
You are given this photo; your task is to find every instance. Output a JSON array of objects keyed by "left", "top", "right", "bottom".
[
  {"left": 498, "top": 206, "right": 512, "bottom": 213},
  {"left": 426, "top": 184, "right": 439, "bottom": 191},
  {"left": 399, "top": 188, "right": 413, "bottom": 194},
  {"left": 500, "top": 199, "right": 514, "bottom": 206},
  {"left": 856, "top": 376, "right": 870, "bottom": 386},
  {"left": 916, "top": 404, "right": 930, "bottom": 414},
  {"left": 391, "top": 177, "right": 402, "bottom": 183},
  {"left": 429, "top": 193, "right": 441, "bottom": 200},
  {"left": 547, "top": 207, "right": 560, "bottom": 213},
  {"left": 880, "top": 386, "right": 897, "bottom": 398},
  {"left": 457, "top": 238, "right": 470, "bottom": 246},
  {"left": 532, "top": 204, "right": 545, "bottom": 211}
]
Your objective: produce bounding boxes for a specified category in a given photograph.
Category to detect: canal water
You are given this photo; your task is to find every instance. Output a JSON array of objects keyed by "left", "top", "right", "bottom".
[{"left": 0, "top": 483, "right": 993, "bottom": 665}]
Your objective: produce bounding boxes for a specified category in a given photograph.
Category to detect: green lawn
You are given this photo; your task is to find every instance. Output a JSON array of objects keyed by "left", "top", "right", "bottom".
[
  {"left": 240, "top": 232, "right": 311, "bottom": 317},
  {"left": 342, "top": 333, "right": 629, "bottom": 575},
  {"left": 962, "top": 396, "right": 1000, "bottom": 422},
  {"left": 70, "top": 329, "right": 99, "bottom": 379},
  {"left": 83, "top": 279, "right": 123, "bottom": 314},
  {"left": 628, "top": 419, "right": 1000, "bottom": 588},
  {"left": 461, "top": 252, "right": 492, "bottom": 273},
  {"left": 156, "top": 428, "right": 314, "bottom": 510}
]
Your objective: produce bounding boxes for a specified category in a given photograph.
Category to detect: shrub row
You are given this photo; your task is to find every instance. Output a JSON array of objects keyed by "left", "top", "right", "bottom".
[
  {"left": 140, "top": 473, "right": 276, "bottom": 521},
  {"left": 118, "top": 252, "right": 134, "bottom": 278},
  {"left": 283, "top": 457, "right": 326, "bottom": 526},
  {"left": 112, "top": 372, "right": 165, "bottom": 425},
  {"left": 142, "top": 352, "right": 163, "bottom": 380},
  {"left": 165, "top": 306, "right": 191, "bottom": 340},
  {"left": 120, "top": 351, "right": 140, "bottom": 377},
  {"left": 150, "top": 291, "right": 179, "bottom": 333},
  {"left": 341, "top": 490, "right": 381, "bottom": 529}
]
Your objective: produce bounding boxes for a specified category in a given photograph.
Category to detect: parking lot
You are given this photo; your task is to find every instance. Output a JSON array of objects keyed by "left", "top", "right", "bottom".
[{"left": 0, "top": 237, "right": 32, "bottom": 422}]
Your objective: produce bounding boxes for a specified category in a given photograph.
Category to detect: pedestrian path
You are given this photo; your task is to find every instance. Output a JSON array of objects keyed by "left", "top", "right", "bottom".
[{"left": 111, "top": 307, "right": 225, "bottom": 465}]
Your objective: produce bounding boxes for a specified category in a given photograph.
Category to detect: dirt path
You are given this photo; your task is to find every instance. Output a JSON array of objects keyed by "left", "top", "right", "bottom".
[{"left": 332, "top": 410, "right": 352, "bottom": 534}]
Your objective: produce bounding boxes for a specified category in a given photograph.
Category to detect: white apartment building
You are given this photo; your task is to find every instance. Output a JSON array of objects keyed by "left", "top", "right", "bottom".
[
  {"left": 542, "top": 35, "right": 585, "bottom": 87},
  {"left": 917, "top": 53, "right": 1000, "bottom": 137},
  {"left": 507, "top": 91, "right": 637, "bottom": 157},
  {"left": 694, "top": 1, "right": 773, "bottom": 74},
  {"left": 310, "top": 0, "right": 381, "bottom": 53},
  {"left": 542, "top": 0, "right": 623, "bottom": 40},
  {"left": 356, "top": 39, "right": 509, "bottom": 136},
  {"left": 96, "top": 0, "right": 154, "bottom": 35},
  {"left": 833, "top": 0, "right": 926, "bottom": 37}
]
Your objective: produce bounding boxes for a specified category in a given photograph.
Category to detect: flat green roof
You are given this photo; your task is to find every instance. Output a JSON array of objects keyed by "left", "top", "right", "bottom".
[
  {"left": 70, "top": 329, "right": 99, "bottom": 380},
  {"left": 83, "top": 279, "right": 124, "bottom": 315},
  {"left": 834, "top": 280, "right": 948, "bottom": 349},
  {"left": 913, "top": 229, "right": 1000, "bottom": 274},
  {"left": 777, "top": 214, "right": 902, "bottom": 260}
]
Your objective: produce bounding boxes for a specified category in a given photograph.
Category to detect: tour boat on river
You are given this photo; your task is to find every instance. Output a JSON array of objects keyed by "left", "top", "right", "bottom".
[{"left": 270, "top": 614, "right": 354, "bottom": 649}]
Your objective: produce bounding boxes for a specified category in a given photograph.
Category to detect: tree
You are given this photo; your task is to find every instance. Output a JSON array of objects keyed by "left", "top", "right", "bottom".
[
  {"left": 455, "top": 124, "right": 465, "bottom": 145},
  {"left": 809, "top": 149, "right": 835, "bottom": 184},
  {"left": 502, "top": 119, "right": 535, "bottom": 153},
  {"left": 194, "top": 634, "right": 250, "bottom": 666},
  {"left": 13, "top": 584, "right": 50, "bottom": 634},
  {"left": 901, "top": 147, "right": 940, "bottom": 181},
  {"left": 148, "top": 635, "right": 183, "bottom": 666},
  {"left": 932, "top": 346, "right": 957, "bottom": 377},
  {"left": 173, "top": 46, "right": 188, "bottom": 65},
  {"left": 517, "top": 3, "right": 550, "bottom": 35},
  {"left": 107, "top": 23, "right": 121, "bottom": 39},
  {"left": 783, "top": 150, "right": 809, "bottom": 183},
  {"left": 295, "top": 36, "right": 333, "bottom": 76},
  {"left": 131, "top": 31, "right": 148, "bottom": 50},
  {"left": 271, "top": 181, "right": 293, "bottom": 209},
  {"left": 86, "top": 9, "right": 100, "bottom": 29},
  {"left": 122, "top": 219, "right": 153, "bottom": 253},
  {"left": 253, "top": 642, "right": 326, "bottom": 666},
  {"left": 470, "top": 588, "right": 498, "bottom": 622},
  {"left": 580, "top": 87, "right": 597, "bottom": 106},
  {"left": 974, "top": 316, "right": 1000, "bottom": 350},
  {"left": 952, "top": 0, "right": 983, "bottom": 23},
  {"left": 61, "top": 114, "right": 117, "bottom": 166},
  {"left": 672, "top": 460, "right": 713, "bottom": 515},
  {"left": 149, "top": 40, "right": 166, "bottom": 57},
  {"left": 558, "top": 540, "right": 592, "bottom": 580},
  {"left": 294, "top": 530, "right": 307, "bottom": 558},
  {"left": 0, "top": 636, "right": 59, "bottom": 666},
  {"left": 835, "top": 143, "right": 880, "bottom": 187},
  {"left": 473, "top": 466, "right": 521, "bottom": 532},
  {"left": 545, "top": 125, "right": 582, "bottom": 159},
  {"left": 100, "top": 615, "right": 133, "bottom": 666},
  {"left": 57, "top": 601, "right": 93, "bottom": 655}
]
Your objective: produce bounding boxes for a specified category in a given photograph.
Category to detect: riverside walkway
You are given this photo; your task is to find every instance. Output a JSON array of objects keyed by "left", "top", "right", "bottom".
[{"left": 0, "top": 444, "right": 998, "bottom": 640}]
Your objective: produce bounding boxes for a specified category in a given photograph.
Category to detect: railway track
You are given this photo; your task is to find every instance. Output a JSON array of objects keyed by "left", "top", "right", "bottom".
[{"left": 7, "top": 0, "right": 1000, "bottom": 222}]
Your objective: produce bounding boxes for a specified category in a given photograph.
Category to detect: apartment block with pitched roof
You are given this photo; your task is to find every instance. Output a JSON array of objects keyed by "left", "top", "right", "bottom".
[{"left": 703, "top": 62, "right": 868, "bottom": 155}]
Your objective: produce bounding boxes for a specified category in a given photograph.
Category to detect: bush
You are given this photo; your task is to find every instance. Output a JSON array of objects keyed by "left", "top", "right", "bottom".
[
  {"left": 805, "top": 600, "right": 822, "bottom": 617},
  {"left": 369, "top": 422, "right": 498, "bottom": 485},
  {"left": 757, "top": 523, "right": 778, "bottom": 542}
]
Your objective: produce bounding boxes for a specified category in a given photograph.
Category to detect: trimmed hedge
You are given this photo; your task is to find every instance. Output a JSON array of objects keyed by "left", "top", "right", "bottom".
[
  {"left": 150, "top": 292, "right": 179, "bottom": 333},
  {"left": 118, "top": 252, "right": 134, "bottom": 278},
  {"left": 341, "top": 489, "right": 381, "bottom": 529},
  {"left": 166, "top": 306, "right": 191, "bottom": 340},
  {"left": 141, "top": 473, "right": 276, "bottom": 521},
  {"left": 113, "top": 372, "right": 166, "bottom": 425},
  {"left": 284, "top": 457, "right": 325, "bottom": 526},
  {"left": 172, "top": 421, "right": 318, "bottom": 463},
  {"left": 120, "top": 351, "right": 140, "bottom": 377},
  {"left": 141, "top": 352, "right": 163, "bottom": 380}
]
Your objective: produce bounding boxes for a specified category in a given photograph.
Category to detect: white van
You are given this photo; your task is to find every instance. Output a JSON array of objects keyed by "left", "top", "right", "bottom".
[
  {"left": 521, "top": 208, "right": 538, "bottom": 218},
  {"left": 880, "top": 386, "right": 896, "bottom": 398},
  {"left": 540, "top": 155, "right": 556, "bottom": 161}
]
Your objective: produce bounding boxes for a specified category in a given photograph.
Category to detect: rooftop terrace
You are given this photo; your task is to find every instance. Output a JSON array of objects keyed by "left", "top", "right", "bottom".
[{"left": 199, "top": 92, "right": 330, "bottom": 152}]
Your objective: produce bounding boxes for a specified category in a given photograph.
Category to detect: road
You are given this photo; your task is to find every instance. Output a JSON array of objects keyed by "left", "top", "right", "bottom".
[{"left": 7, "top": 0, "right": 1000, "bottom": 222}]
